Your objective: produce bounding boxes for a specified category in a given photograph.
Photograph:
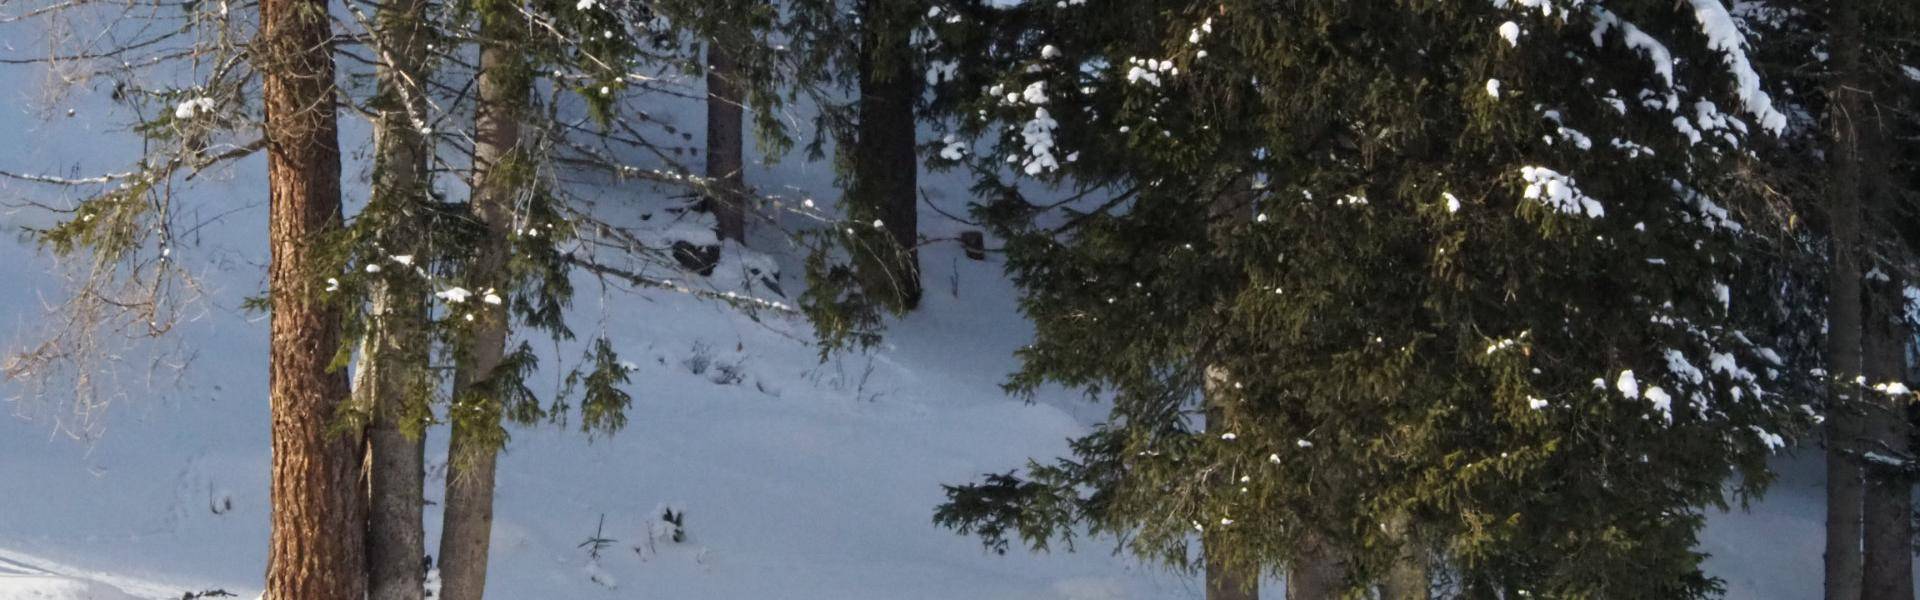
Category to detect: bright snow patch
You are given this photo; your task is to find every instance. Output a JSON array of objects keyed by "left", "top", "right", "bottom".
[
  {"left": 1519, "top": 166, "right": 1604, "bottom": 218},
  {"left": 1616, "top": 370, "right": 1640, "bottom": 399},
  {"left": 172, "top": 97, "right": 216, "bottom": 120}
]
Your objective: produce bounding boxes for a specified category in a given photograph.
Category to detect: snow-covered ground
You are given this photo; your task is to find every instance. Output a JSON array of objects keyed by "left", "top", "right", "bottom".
[{"left": 0, "top": 43, "right": 1865, "bottom": 600}]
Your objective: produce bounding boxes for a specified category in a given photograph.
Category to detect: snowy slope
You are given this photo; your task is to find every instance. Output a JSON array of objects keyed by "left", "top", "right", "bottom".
[
  {"left": 0, "top": 56, "right": 1200, "bottom": 599},
  {"left": 0, "top": 43, "right": 1857, "bottom": 600}
]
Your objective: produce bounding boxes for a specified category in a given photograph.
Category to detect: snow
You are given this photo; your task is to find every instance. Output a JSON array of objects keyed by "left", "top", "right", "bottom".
[
  {"left": 1616, "top": 369, "right": 1641, "bottom": 399},
  {"left": 1125, "top": 66, "right": 1159, "bottom": 87},
  {"left": 1645, "top": 386, "right": 1673, "bottom": 422},
  {"left": 1020, "top": 108, "right": 1061, "bottom": 175},
  {"left": 1591, "top": 8, "right": 1676, "bottom": 89},
  {"left": 0, "top": 55, "right": 1204, "bottom": 600},
  {"left": 1591, "top": 3, "right": 1785, "bottom": 134},
  {"left": 1685, "top": 0, "right": 1789, "bottom": 133},
  {"left": 1665, "top": 349, "right": 1706, "bottom": 385},
  {"left": 1498, "top": 22, "right": 1521, "bottom": 47},
  {"left": 1021, "top": 81, "right": 1049, "bottom": 105},
  {"left": 172, "top": 98, "right": 215, "bottom": 121},
  {"left": 938, "top": 136, "right": 967, "bottom": 161},
  {"left": 0, "top": 15, "right": 1889, "bottom": 600},
  {"left": 1518, "top": 166, "right": 1604, "bottom": 218}
]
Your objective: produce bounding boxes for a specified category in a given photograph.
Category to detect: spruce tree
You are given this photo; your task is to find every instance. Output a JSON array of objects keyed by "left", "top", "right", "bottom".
[
  {"left": 930, "top": 1, "right": 1809, "bottom": 597},
  {"left": 1735, "top": 2, "right": 1920, "bottom": 597},
  {"left": 846, "top": 0, "right": 925, "bottom": 311},
  {"left": 353, "top": 0, "right": 442, "bottom": 595}
]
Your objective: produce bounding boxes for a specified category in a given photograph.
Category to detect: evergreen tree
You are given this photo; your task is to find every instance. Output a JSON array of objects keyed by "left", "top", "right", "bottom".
[
  {"left": 258, "top": 0, "right": 366, "bottom": 592},
  {"left": 780, "top": 0, "right": 935, "bottom": 349},
  {"left": 846, "top": 0, "right": 926, "bottom": 311},
  {"left": 931, "top": 1, "right": 1808, "bottom": 597},
  {"left": 1735, "top": 2, "right": 1920, "bottom": 598},
  {"left": 658, "top": 0, "right": 783, "bottom": 274},
  {"left": 352, "top": 0, "right": 443, "bottom": 595}
]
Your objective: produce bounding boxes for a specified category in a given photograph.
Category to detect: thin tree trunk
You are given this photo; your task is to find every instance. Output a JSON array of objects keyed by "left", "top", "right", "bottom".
[
  {"left": 674, "top": 41, "right": 747, "bottom": 275},
  {"left": 849, "top": 0, "right": 920, "bottom": 310},
  {"left": 362, "top": 0, "right": 435, "bottom": 594},
  {"left": 361, "top": 290, "right": 428, "bottom": 600},
  {"left": 1825, "top": 2, "right": 1869, "bottom": 599},
  {"left": 258, "top": 0, "right": 365, "bottom": 594},
  {"left": 1860, "top": 294, "right": 1913, "bottom": 600},
  {"left": 1202, "top": 365, "right": 1258, "bottom": 600},
  {"left": 437, "top": 17, "right": 525, "bottom": 600},
  {"left": 707, "top": 42, "right": 746, "bottom": 245}
]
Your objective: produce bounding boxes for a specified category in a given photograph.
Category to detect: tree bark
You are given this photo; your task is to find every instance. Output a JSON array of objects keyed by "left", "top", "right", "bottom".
[
  {"left": 1860, "top": 294, "right": 1913, "bottom": 600},
  {"left": 258, "top": 0, "right": 365, "bottom": 594},
  {"left": 1287, "top": 533, "right": 1344, "bottom": 600},
  {"left": 437, "top": 17, "right": 524, "bottom": 600},
  {"left": 361, "top": 290, "right": 428, "bottom": 600},
  {"left": 707, "top": 42, "right": 746, "bottom": 245},
  {"left": 1206, "top": 553, "right": 1259, "bottom": 600},
  {"left": 675, "top": 41, "right": 748, "bottom": 275},
  {"left": 361, "top": 0, "right": 434, "bottom": 595},
  {"left": 849, "top": 0, "right": 920, "bottom": 310},
  {"left": 1825, "top": 3, "right": 1868, "bottom": 599},
  {"left": 1377, "top": 513, "right": 1429, "bottom": 600}
]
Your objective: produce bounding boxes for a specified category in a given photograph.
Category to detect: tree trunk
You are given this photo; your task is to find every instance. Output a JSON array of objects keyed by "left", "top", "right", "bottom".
[
  {"left": 362, "top": 0, "right": 434, "bottom": 595},
  {"left": 707, "top": 42, "right": 746, "bottom": 245},
  {"left": 849, "top": 0, "right": 920, "bottom": 311},
  {"left": 437, "top": 18, "right": 525, "bottom": 600},
  {"left": 1206, "top": 552, "right": 1259, "bottom": 600},
  {"left": 1378, "top": 514, "right": 1429, "bottom": 600},
  {"left": 361, "top": 289, "right": 428, "bottom": 600},
  {"left": 1287, "top": 533, "right": 1344, "bottom": 600},
  {"left": 1825, "top": 3, "right": 1868, "bottom": 599},
  {"left": 675, "top": 41, "right": 748, "bottom": 275},
  {"left": 1860, "top": 295, "right": 1913, "bottom": 600},
  {"left": 258, "top": 0, "right": 365, "bottom": 594},
  {"left": 1202, "top": 365, "right": 1259, "bottom": 600}
]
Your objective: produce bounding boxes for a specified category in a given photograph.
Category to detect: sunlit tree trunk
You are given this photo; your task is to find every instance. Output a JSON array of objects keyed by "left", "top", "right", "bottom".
[
  {"left": 259, "top": 0, "right": 365, "bottom": 593},
  {"left": 437, "top": 11, "right": 526, "bottom": 600}
]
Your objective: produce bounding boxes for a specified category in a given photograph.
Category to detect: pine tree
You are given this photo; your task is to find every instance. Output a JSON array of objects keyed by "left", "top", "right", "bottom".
[
  {"left": 931, "top": 1, "right": 1808, "bottom": 596},
  {"left": 258, "top": 0, "right": 366, "bottom": 593},
  {"left": 1837, "top": 1, "right": 1920, "bottom": 594},
  {"left": 435, "top": 2, "right": 527, "bottom": 594},
  {"left": 433, "top": 0, "right": 655, "bottom": 595},
  {"left": 1822, "top": 5, "right": 1871, "bottom": 597},
  {"left": 355, "top": 0, "right": 441, "bottom": 595},
  {"left": 1736, "top": 2, "right": 1920, "bottom": 597},
  {"left": 669, "top": 0, "right": 771, "bottom": 274},
  {"left": 846, "top": 0, "right": 925, "bottom": 311},
  {"left": 708, "top": 41, "right": 748, "bottom": 245}
]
